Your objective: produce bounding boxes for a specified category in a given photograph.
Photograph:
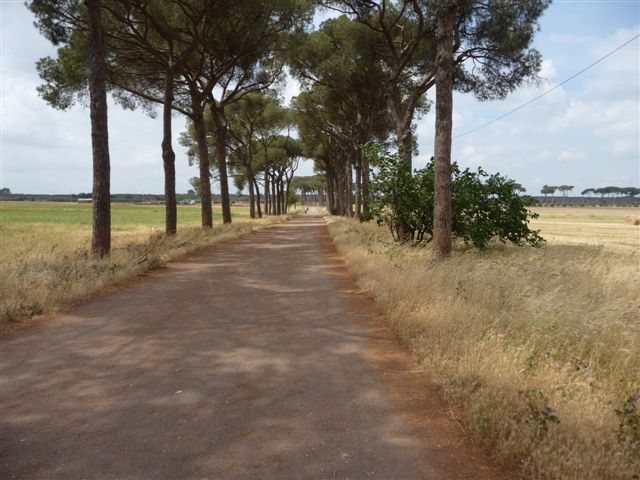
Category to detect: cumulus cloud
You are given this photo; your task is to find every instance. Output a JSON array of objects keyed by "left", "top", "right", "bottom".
[
  {"left": 459, "top": 145, "right": 486, "bottom": 165},
  {"left": 612, "top": 139, "right": 638, "bottom": 158},
  {"left": 539, "top": 59, "right": 557, "bottom": 79},
  {"left": 558, "top": 149, "right": 586, "bottom": 162},
  {"left": 282, "top": 71, "right": 301, "bottom": 106},
  {"left": 535, "top": 150, "right": 553, "bottom": 161}
]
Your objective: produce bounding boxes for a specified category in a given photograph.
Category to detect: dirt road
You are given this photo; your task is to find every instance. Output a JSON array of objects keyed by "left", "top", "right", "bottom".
[{"left": 1, "top": 213, "right": 509, "bottom": 479}]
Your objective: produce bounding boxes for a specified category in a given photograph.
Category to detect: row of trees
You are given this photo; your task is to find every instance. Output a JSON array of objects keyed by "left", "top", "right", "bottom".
[
  {"left": 32, "top": 0, "right": 550, "bottom": 259},
  {"left": 30, "top": 0, "right": 312, "bottom": 256},
  {"left": 540, "top": 185, "right": 640, "bottom": 197},
  {"left": 290, "top": 175, "right": 328, "bottom": 205},
  {"left": 541, "top": 185, "right": 574, "bottom": 196},
  {"left": 582, "top": 187, "right": 640, "bottom": 197},
  {"left": 179, "top": 90, "right": 303, "bottom": 218},
  {"left": 289, "top": 0, "right": 550, "bottom": 257}
]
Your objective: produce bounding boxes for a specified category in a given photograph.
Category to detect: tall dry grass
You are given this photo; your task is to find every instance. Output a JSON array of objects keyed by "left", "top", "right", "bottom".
[
  {"left": 1, "top": 215, "right": 295, "bottom": 330},
  {"left": 327, "top": 216, "right": 639, "bottom": 479}
]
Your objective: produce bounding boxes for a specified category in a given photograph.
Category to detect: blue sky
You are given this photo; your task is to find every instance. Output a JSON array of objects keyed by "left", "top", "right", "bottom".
[{"left": 1, "top": 1, "right": 638, "bottom": 195}]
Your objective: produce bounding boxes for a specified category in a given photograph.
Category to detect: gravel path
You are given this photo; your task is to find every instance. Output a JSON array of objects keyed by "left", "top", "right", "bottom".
[{"left": 0, "top": 212, "right": 510, "bottom": 479}]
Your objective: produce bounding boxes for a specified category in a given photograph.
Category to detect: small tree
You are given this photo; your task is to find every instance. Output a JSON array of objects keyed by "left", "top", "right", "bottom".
[
  {"left": 287, "top": 190, "right": 299, "bottom": 209},
  {"left": 541, "top": 185, "right": 556, "bottom": 197},
  {"left": 365, "top": 145, "right": 543, "bottom": 249},
  {"left": 513, "top": 183, "right": 527, "bottom": 194},
  {"left": 188, "top": 177, "right": 201, "bottom": 198},
  {"left": 558, "top": 185, "right": 574, "bottom": 197},
  {"left": 364, "top": 145, "right": 422, "bottom": 241}
]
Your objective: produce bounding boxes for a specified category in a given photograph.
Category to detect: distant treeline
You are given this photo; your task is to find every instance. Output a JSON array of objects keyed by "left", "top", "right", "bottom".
[
  {"left": 540, "top": 185, "right": 639, "bottom": 197},
  {"left": 0, "top": 191, "right": 249, "bottom": 203},
  {"left": 533, "top": 196, "right": 640, "bottom": 206},
  {"left": 580, "top": 186, "right": 640, "bottom": 197}
]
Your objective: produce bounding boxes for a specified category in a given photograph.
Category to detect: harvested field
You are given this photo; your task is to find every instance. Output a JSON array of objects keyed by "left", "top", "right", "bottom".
[
  {"left": 326, "top": 206, "right": 640, "bottom": 479},
  {"left": 530, "top": 206, "right": 639, "bottom": 248}
]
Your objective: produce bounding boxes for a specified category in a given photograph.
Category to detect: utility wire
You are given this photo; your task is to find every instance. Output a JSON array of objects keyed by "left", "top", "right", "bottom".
[{"left": 443, "top": 33, "right": 640, "bottom": 142}]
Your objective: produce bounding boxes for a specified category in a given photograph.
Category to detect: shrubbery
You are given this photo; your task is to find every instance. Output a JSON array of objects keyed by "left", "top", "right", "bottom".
[{"left": 363, "top": 144, "right": 543, "bottom": 248}]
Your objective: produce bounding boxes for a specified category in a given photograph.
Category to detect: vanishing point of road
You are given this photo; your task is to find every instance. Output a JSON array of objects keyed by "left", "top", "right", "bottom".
[{"left": 0, "top": 212, "right": 510, "bottom": 479}]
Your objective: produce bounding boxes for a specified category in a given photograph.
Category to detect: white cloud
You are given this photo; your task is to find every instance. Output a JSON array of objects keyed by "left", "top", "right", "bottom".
[
  {"left": 540, "top": 59, "right": 557, "bottom": 79},
  {"left": 612, "top": 139, "right": 638, "bottom": 158},
  {"left": 548, "top": 33, "right": 595, "bottom": 46},
  {"left": 535, "top": 149, "right": 553, "bottom": 161},
  {"left": 601, "top": 174, "right": 632, "bottom": 184},
  {"left": 460, "top": 145, "right": 485, "bottom": 165},
  {"left": 452, "top": 109, "right": 471, "bottom": 129},
  {"left": 282, "top": 73, "right": 301, "bottom": 106},
  {"left": 532, "top": 176, "right": 544, "bottom": 185},
  {"left": 590, "top": 25, "right": 640, "bottom": 74},
  {"left": 558, "top": 149, "right": 586, "bottom": 162}
]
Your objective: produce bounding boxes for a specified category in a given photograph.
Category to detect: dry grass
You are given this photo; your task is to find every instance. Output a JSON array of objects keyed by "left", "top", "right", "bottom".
[
  {"left": 327, "top": 206, "right": 639, "bottom": 479},
  {"left": 0, "top": 212, "right": 296, "bottom": 331},
  {"left": 531, "top": 206, "right": 640, "bottom": 249}
]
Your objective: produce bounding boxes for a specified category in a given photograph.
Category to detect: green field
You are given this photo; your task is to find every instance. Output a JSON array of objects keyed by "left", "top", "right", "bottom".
[
  {"left": 0, "top": 201, "right": 249, "bottom": 227},
  {"left": 0, "top": 201, "right": 287, "bottom": 328}
]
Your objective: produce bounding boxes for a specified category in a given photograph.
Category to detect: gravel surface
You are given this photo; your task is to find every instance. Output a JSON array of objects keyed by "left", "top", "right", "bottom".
[{"left": 0, "top": 212, "right": 511, "bottom": 479}]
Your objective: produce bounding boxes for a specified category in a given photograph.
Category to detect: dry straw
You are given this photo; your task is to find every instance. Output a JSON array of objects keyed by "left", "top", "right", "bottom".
[
  {"left": 1, "top": 215, "right": 296, "bottom": 331},
  {"left": 327, "top": 215, "right": 639, "bottom": 479}
]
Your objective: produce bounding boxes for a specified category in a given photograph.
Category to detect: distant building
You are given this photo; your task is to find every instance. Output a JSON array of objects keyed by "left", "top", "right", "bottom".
[{"left": 77, "top": 198, "right": 92, "bottom": 204}]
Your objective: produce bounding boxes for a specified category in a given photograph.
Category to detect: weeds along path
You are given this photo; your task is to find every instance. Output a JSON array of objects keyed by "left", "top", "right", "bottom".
[{"left": 0, "top": 211, "right": 510, "bottom": 479}]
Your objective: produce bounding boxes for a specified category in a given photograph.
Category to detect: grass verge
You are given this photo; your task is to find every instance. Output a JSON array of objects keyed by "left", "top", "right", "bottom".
[
  {"left": 327, "top": 216, "right": 639, "bottom": 479},
  {"left": 1, "top": 213, "right": 296, "bottom": 331}
]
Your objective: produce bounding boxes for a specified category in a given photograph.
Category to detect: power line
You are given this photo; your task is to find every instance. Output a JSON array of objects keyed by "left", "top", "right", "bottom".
[{"left": 445, "top": 32, "right": 640, "bottom": 142}]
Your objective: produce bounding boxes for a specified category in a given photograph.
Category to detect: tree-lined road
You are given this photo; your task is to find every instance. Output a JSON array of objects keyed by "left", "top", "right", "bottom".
[{"left": 1, "top": 214, "right": 507, "bottom": 479}]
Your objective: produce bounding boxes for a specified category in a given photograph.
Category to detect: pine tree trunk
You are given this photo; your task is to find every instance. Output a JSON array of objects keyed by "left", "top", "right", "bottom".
[
  {"left": 263, "top": 171, "right": 269, "bottom": 215},
  {"left": 432, "top": 2, "right": 456, "bottom": 258},
  {"left": 335, "top": 174, "right": 343, "bottom": 215},
  {"left": 326, "top": 172, "right": 334, "bottom": 213},
  {"left": 248, "top": 176, "right": 255, "bottom": 219},
  {"left": 281, "top": 180, "right": 285, "bottom": 214},
  {"left": 397, "top": 125, "right": 413, "bottom": 169},
  {"left": 276, "top": 179, "right": 282, "bottom": 215},
  {"left": 284, "top": 181, "right": 291, "bottom": 214},
  {"left": 87, "top": 0, "right": 111, "bottom": 258},
  {"left": 395, "top": 117, "right": 413, "bottom": 239},
  {"left": 246, "top": 144, "right": 256, "bottom": 219},
  {"left": 254, "top": 178, "right": 262, "bottom": 218},
  {"left": 271, "top": 179, "right": 277, "bottom": 215},
  {"left": 247, "top": 163, "right": 255, "bottom": 218},
  {"left": 282, "top": 179, "right": 287, "bottom": 213},
  {"left": 274, "top": 180, "right": 279, "bottom": 215},
  {"left": 345, "top": 159, "right": 353, "bottom": 217},
  {"left": 362, "top": 155, "right": 370, "bottom": 216},
  {"left": 192, "top": 109, "right": 212, "bottom": 228},
  {"left": 162, "top": 66, "right": 177, "bottom": 235},
  {"left": 387, "top": 88, "right": 414, "bottom": 171},
  {"left": 354, "top": 155, "right": 362, "bottom": 218},
  {"left": 210, "top": 106, "right": 232, "bottom": 224},
  {"left": 333, "top": 174, "right": 344, "bottom": 215}
]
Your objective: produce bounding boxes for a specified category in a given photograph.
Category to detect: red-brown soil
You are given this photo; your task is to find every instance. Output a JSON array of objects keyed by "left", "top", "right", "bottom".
[{"left": 0, "top": 213, "right": 513, "bottom": 479}]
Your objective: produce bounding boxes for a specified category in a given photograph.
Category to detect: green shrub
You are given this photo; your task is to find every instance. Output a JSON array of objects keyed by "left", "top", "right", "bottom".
[{"left": 363, "top": 144, "right": 543, "bottom": 248}]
